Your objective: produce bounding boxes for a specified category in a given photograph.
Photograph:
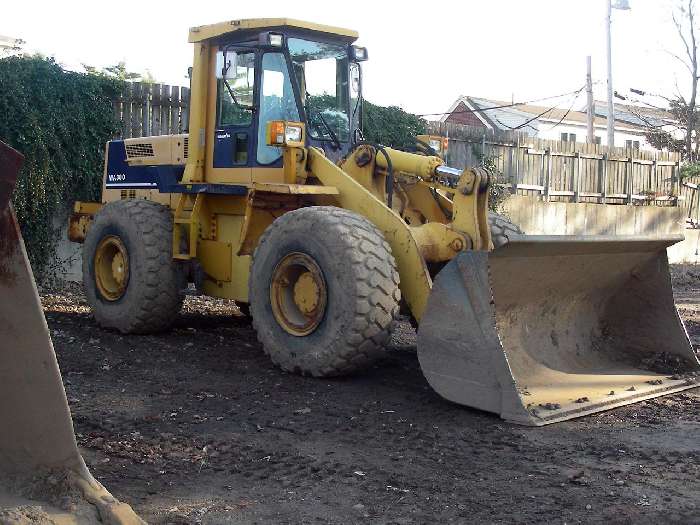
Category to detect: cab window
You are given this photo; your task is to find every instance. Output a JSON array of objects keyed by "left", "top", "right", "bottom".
[
  {"left": 257, "top": 52, "right": 300, "bottom": 164},
  {"left": 217, "top": 51, "right": 255, "bottom": 127},
  {"left": 288, "top": 38, "right": 350, "bottom": 143}
]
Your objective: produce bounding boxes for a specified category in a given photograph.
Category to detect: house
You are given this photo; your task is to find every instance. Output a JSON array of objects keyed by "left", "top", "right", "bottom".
[{"left": 441, "top": 95, "right": 677, "bottom": 151}]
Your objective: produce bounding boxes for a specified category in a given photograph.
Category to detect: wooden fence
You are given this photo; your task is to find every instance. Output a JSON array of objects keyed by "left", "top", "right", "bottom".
[
  {"left": 427, "top": 122, "right": 688, "bottom": 211},
  {"left": 112, "top": 82, "right": 189, "bottom": 139},
  {"left": 109, "top": 91, "right": 693, "bottom": 213}
]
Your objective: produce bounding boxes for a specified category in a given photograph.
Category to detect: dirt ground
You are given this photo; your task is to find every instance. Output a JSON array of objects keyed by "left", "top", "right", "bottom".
[{"left": 40, "top": 267, "right": 700, "bottom": 525}]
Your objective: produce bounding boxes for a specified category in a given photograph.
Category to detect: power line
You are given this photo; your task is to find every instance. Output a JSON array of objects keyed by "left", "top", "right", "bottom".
[
  {"left": 483, "top": 86, "right": 587, "bottom": 131},
  {"left": 541, "top": 89, "right": 585, "bottom": 132},
  {"left": 418, "top": 85, "right": 594, "bottom": 118}
]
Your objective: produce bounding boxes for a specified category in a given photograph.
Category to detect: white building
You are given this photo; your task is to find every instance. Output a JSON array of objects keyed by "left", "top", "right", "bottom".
[{"left": 441, "top": 96, "right": 678, "bottom": 151}]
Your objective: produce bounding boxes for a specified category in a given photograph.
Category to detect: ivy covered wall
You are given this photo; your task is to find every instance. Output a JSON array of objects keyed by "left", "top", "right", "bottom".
[
  {"left": 0, "top": 56, "right": 433, "bottom": 281},
  {"left": 0, "top": 56, "right": 121, "bottom": 280}
]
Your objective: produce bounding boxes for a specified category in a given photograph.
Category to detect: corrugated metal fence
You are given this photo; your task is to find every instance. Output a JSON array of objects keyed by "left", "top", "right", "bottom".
[
  {"left": 427, "top": 122, "right": 690, "bottom": 211},
  {"left": 113, "top": 82, "right": 189, "bottom": 139}
]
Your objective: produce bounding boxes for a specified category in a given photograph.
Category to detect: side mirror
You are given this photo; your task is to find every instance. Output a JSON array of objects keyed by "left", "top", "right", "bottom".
[
  {"left": 350, "top": 63, "right": 361, "bottom": 96},
  {"left": 215, "top": 50, "right": 238, "bottom": 80}
]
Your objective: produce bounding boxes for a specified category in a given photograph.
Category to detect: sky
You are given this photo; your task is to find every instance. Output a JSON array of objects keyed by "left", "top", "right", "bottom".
[{"left": 2, "top": 0, "right": 693, "bottom": 117}]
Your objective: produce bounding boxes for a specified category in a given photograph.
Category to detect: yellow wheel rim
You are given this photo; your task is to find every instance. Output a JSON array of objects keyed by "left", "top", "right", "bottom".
[
  {"left": 270, "top": 252, "right": 327, "bottom": 336},
  {"left": 94, "top": 235, "right": 129, "bottom": 301}
]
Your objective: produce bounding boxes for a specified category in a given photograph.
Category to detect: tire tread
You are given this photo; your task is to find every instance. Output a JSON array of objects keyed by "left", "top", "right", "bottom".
[{"left": 250, "top": 206, "right": 400, "bottom": 377}]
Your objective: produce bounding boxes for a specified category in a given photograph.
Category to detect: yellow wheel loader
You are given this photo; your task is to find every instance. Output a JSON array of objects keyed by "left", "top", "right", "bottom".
[
  {"left": 0, "top": 141, "right": 143, "bottom": 523},
  {"left": 69, "top": 18, "right": 700, "bottom": 426}
]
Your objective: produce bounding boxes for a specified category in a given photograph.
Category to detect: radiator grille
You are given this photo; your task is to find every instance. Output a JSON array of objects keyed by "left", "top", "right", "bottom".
[
  {"left": 183, "top": 137, "right": 188, "bottom": 159},
  {"left": 125, "top": 142, "right": 155, "bottom": 158},
  {"left": 120, "top": 190, "right": 137, "bottom": 199}
]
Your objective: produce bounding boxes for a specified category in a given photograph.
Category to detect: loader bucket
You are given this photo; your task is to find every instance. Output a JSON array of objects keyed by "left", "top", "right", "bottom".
[
  {"left": 417, "top": 235, "right": 700, "bottom": 426},
  {"left": 0, "top": 141, "right": 143, "bottom": 523}
]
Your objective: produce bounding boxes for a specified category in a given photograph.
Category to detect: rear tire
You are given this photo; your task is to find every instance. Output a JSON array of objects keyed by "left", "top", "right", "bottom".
[
  {"left": 249, "top": 206, "right": 401, "bottom": 377},
  {"left": 489, "top": 211, "right": 522, "bottom": 249},
  {"left": 83, "top": 199, "right": 184, "bottom": 334}
]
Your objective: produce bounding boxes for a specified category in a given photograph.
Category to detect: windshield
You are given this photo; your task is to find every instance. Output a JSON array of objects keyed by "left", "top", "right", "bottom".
[{"left": 288, "top": 38, "right": 349, "bottom": 143}]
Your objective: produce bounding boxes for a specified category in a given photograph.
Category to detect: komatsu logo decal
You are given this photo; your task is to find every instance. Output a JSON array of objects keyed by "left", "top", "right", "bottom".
[
  {"left": 106, "top": 172, "right": 157, "bottom": 188},
  {"left": 108, "top": 173, "right": 127, "bottom": 183}
]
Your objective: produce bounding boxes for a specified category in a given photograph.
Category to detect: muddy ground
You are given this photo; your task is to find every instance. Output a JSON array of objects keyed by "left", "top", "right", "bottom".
[{"left": 41, "top": 267, "right": 700, "bottom": 525}]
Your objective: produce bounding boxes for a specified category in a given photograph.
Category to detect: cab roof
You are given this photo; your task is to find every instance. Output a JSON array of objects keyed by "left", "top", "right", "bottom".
[{"left": 188, "top": 18, "right": 359, "bottom": 43}]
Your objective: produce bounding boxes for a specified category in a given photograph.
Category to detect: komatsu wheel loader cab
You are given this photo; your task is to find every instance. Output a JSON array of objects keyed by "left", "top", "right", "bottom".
[{"left": 70, "top": 18, "right": 700, "bottom": 426}]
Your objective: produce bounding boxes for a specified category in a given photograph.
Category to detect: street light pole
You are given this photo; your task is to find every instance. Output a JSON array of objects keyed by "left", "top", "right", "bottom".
[
  {"left": 606, "top": 0, "right": 631, "bottom": 149},
  {"left": 606, "top": 0, "right": 615, "bottom": 148}
]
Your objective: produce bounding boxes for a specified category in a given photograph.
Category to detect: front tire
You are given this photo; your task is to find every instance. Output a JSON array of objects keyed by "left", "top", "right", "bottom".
[
  {"left": 83, "top": 199, "right": 184, "bottom": 334},
  {"left": 249, "top": 206, "right": 401, "bottom": 377}
]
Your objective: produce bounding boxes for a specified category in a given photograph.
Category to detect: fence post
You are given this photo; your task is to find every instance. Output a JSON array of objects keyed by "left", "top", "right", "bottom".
[
  {"left": 151, "top": 84, "right": 162, "bottom": 136},
  {"left": 573, "top": 152, "right": 580, "bottom": 202},
  {"left": 600, "top": 153, "right": 608, "bottom": 203},
  {"left": 141, "top": 83, "right": 151, "bottom": 137},
  {"left": 161, "top": 85, "right": 171, "bottom": 134},
  {"left": 511, "top": 140, "right": 519, "bottom": 194},
  {"left": 626, "top": 157, "right": 633, "bottom": 204},
  {"left": 170, "top": 86, "right": 180, "bottom": 134},
  {"left": 130, "top": 83, "right": 142, "bottom": 138},
  {"left": 544, "top": 147, "right": 551, "bottom": 201},
  {"left": 182, "top": 87, "right": 190, "bottom": 133}
]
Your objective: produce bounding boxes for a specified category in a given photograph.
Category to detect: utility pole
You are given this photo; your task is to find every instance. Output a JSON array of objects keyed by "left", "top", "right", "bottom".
[
  {"left": 606, "top": 0, "right": 615, "bottom": 148},
  {"left": 606, "top": 0, "right": 631, "bottom": 148},
  {"left": 586, "top": 56, "right": 595, "bottom": 143}
]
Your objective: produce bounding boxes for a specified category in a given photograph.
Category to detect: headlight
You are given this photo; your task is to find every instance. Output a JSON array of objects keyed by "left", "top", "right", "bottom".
[
  {"left": 285, "top": 125, "right": 302, "bottom": 143},
  {"left": 351, "top": 46, "right": 368, "bottom": 62},
  {"left": 429, "top": 139, "right": 441, "bottom": 152},
  {"left": 269, "top": 33, "right": 283, "bottom": 47},
  {"left": 266, "top": 121, "right": 305, "bottom": 147}
]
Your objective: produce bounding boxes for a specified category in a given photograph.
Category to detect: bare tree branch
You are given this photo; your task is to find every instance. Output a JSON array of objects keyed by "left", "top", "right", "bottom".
[
  {"left": 644, "top": 1, "right": 699, "bottom": 160},
  {"left": 673, "top": 10, "right": 695, "bottom": 65},
  {"left": 664, "top": 49, "right": 694, "bottom": 74}
]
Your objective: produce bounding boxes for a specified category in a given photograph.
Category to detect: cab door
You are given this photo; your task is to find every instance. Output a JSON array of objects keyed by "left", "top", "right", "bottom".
[
  {"left": 253, "top": 51, "right": 301, "bottom": 183},
  {"left": 210, "top": 48, "right": 257, "bottom": 183}
]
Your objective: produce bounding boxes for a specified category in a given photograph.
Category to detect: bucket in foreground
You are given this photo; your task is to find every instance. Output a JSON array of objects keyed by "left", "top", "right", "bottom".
[
  {"left": 0, "top": 141, "right": 144, "bottom": 524},
  {"left": 417, "top": 235, "right": 700, "bottom": 426}
]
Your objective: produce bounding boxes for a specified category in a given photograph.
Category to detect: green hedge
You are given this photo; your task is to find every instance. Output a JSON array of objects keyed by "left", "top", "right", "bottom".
[
  {"left": 362, "top": 100, "right": 426, "bottom": 150},
  {"left": 0, "top": 56, "right": 121, "bottom": 280},
  {"left": 0, "top": 57, "right": 499, "bottom": 280}
]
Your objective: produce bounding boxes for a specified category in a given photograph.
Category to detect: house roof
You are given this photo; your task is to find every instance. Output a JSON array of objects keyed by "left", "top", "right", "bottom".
[
  {"left": 592, "top": 102, "right": 673, "bottom": 129},
  {"left": 467, "top": 97, "right": 540, "bottom": 134},
  {"left": 443, "top": 95, "right": 673, "bottom": 133}
]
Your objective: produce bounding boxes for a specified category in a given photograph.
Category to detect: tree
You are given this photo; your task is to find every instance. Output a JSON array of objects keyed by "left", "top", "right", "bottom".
[
  {"left": 298, "top": 93, "right": 427, "bottom": 149},
  {"left": 0, "top": 56, "right": 120, "bottom": 279},
  {"left": 83, "top": 61, "right": 156, "bottom": 83},
  {"left": 644, "top": 1, "right": 699, "bottom": 161},
  {"left": 362, "top": 101, "right": 426, "bottom": 150}
]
